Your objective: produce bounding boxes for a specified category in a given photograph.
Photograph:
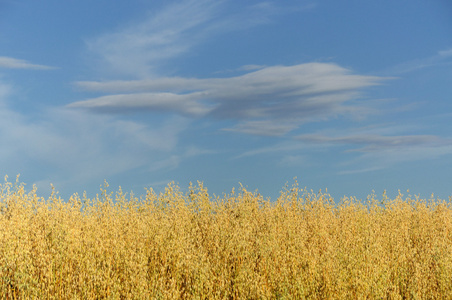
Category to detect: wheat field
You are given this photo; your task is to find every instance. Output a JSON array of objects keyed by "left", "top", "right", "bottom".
[{"left": 0, "top": 176, "right": 451, "bottom": 299}]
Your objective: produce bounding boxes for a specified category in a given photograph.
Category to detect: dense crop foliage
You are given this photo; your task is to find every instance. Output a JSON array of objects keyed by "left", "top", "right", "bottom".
[{"left": 0, "top": 176, "right": 451, "bottom": 299}]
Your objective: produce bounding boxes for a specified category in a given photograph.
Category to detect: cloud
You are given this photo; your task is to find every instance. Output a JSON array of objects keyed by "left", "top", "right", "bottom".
[
  {"left": 77, "top": 63, "right": 383, "bottom": 94},
  {"left": 237, "top": 65, "right": 266, "bottom": 71},
  {"left": 278, "top": 155, "right": 307, "bottom": 167},
  {"left": 386, "top": 48, "right": 452, "bottom": 74},
  {"left": 149, "top": 155, "right": 181, "bottom": 172},
  {"left": 74, "top": 1, "right": 355, "bottom": 137},
  {"left": 223, "top": 120, "right": 298, "bottom": 136},
  {"left": 233, "top": 121, "right": 452, "bottom": 173},
  {"left": 439, "top": 48, "right": 452, "bottom": 57},
  {"left": 86, "top": 0, "right": 221, "bottom": 77},
  {"left": 0, "top": 106, "right": 184, "bottom": 172},
  {"left": 295, "top": 131, "right": 452, "bottom": 173},
  {"left": 0, "top": 56, "right": 55, "bottom": 70},
  {"left": 67, "top": 92, "right": 214, "bottom": 117},
  {"left": 295, "top": 133, "right": 446, "bottom": 152},
  {"left": 339, "top": 143, "right": 452, "bottom": 175},
  {"left": 72, "top": 63, "right": 388, "bottom": 136},
  {"left": 234, "top": 140, "right": 308, "bottom": 159},
  {"left": 85, "top": 0, "right": 296, "bottom": 78},
  {"left": 213, "top": 64, "right": 267, "bottom": 75},
  {"left": 183, "top": 145, "right": 216, "bottom": 157},
  {"left": 147, "top": 145, "right": 215, "bottom": 173},
  {"left": 0, "top": 79, "right": 188, "bottom": 194}
]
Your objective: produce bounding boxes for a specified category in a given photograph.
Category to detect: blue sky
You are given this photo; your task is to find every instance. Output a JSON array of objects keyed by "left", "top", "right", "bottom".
[{"left": 0, "top": 0, "right": 451, "bottom": 201}]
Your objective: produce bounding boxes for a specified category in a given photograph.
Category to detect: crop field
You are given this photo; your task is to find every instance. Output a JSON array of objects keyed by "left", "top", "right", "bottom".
[{"left": 0, "top": 176, "right": 451, "bottom": 299}]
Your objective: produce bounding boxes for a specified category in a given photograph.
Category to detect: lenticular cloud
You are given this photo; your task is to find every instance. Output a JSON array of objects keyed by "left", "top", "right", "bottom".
[{"left": 71, "top": 63, "right": 389, "bottom": 136}]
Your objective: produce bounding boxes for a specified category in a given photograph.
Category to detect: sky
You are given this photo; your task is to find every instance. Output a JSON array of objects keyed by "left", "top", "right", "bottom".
[{"left": 0, "top": 0, "right": 451, "bottom": 201}]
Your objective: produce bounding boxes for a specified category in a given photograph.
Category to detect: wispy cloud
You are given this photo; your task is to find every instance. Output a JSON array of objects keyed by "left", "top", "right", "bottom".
[
  {"left": 233, "top": 123, "right": 452, "bottom": 173},
  {"left": 338, "top": 143, "right": 452, "bottom": 175},
  {"left": 438, "top": 48, "right": 452, "bottom": 57},
  {"left": 278, "top": 154, "right": 307, "bottom": 167},
  {"left": 72, "top": 63, "right": 388, "bottom": 136},
  {"left": 385, "top": 48, "right": 452, "bottom": 74},
  {"left": 233, "top": 140, "right": 308, "bottom": 159},
  {"left": 237, "top": 65, "right": 267, "bottom": 72},
  {"left": 0, "top": 79, "right": 187, "bottom": 194},
  {"left": 295, "top": 130, "right": 452, "bottom": 173},
  {"left": 223, "top": 120, "right": 299, "bottom": 137},
  {"left": 86, "top": 0, "right": 221, "bottom": 77},
  {"left": 295, "top": 133, "right": 446, "bottom": 152},
  {"left": 74, "top": 1, "right": 349, "bottom": 137},
  {"left": 85, "top": 0, "right": 299, "bottom": 78},
  {"left": 67, "top": 92, "right": 213, "bottom": 117},
  {"left": 0, "top": 56, "right": 55, "bottom": 70}
]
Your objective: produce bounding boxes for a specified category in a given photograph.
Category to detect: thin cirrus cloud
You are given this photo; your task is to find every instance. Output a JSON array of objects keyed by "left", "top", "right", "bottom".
[
  {"left": 85, "top": 0, "right": 219, "bottom": 77},
  {"left": 0, "top": 56, "right": 55, "bottom": 70},
  {"left": 384, "top": 47, "right": 452, "bottom": 75},
  {"left": 295, "top": 132, "right": 452, "bottom": 173},
  {"left": 0, "top": 75, "right": 188, "bottom": 194},
  {"left": 71, "top": 63, "right": 389, "bottom": 136},
  {"left": 295, "top": 133, "right": 450, "bottom": 152},
  {"left": 85, "top": 0, "right": 292, "bottom": 78},
  {"left": 67, "top": 92, "right": 213, "bottom": 117}
]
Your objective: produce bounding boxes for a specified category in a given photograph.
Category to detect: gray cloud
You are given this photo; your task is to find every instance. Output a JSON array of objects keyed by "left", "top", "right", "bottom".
[
  {"left": 67, "top": 92, "right": 214, "bottom": 117},
  {"left": 295, "top": 131, "right": 452, "bottom": 173},
  {"left": 231, "top": 123, "right": 452, "bottom": 173},
  {"left": 223, "top": 120, "right": 298, "bottom": 136},
  {"left": 75, "top": 1, "right": 363, "bottom": 137},
  {"left": 77, "top": 63, "right": 383, "bottom": 94},
  {"left": 72, "top": 63, "right": 388, "bottom": 136},
  {"left": 295, "top": 134, "right": 448, "bottom": 152},
  {"left": 339, "top": 143, "right": 452, "bottom": 175},
  {"left": 0, "top": 56, "right": 55, "bottom": 70}
]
